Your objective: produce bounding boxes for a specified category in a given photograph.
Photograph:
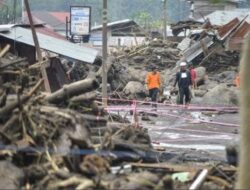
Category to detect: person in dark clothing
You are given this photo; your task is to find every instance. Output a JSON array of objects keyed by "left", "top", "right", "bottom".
[{"left": 173, "top": 62, "right": 192, "bottom": 105}]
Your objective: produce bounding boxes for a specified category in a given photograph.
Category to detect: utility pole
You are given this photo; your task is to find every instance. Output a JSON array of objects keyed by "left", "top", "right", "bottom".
[
  {"left": 13, "top": 0, "right": 17, "bottom": 24},
  {"left": 102, "top": 0, "right": 108, "bottom": 106},
  {"left": 24, "top": 0, "right": 51, "bottom": 92},
  {"left": 163, "top": 0, "right": 167, "bottom": 41},
  {"left": 24, "top": 0, "right": 42, "bottom": 61},
  {"left": 21, "top": 0, "right": 24, "bottom": 23}
]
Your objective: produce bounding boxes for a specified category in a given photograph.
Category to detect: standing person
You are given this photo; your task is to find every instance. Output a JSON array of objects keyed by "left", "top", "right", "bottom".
[
  {"left": 235, "top": 72, "right": 240, "bottom": 88},
  {"left": 189, "top": 64, "right": 197, "bottom": 89},
  {"left": 146, "top": 67, "right": 161, "bottom": 110},
  {"left": 173, "top": 62, "right": 192, "bottom": 105}
]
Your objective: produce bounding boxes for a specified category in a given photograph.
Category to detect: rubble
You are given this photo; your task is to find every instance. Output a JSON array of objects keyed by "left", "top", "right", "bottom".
[
  {"left": 203, "top": 84, "right": 239, "bottom": 106},
  {"left": 0, "top": 11, "right": 246, "bottom": 190},
  {"left": 0, "top": 39, "right": 240, "bottom": 189}
]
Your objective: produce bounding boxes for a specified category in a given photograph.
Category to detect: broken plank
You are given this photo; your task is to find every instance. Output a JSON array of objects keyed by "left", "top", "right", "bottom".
[
  {"left": 0, "top": 58, "right": 27, "bottom": 70},
  {"left": 0, "top": 44, "right": 11, "bottom": 58}
]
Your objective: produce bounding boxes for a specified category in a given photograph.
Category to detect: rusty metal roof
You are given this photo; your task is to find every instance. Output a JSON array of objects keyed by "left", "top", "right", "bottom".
[
  {"left": 227, "top": 21, "right": 250, "bottom": 51},
  {"left": 217, "top": 18, "right": 240, "bottom": 40},
  {"left": 231, "top": 21, "right": 250, "bottom": 38}
]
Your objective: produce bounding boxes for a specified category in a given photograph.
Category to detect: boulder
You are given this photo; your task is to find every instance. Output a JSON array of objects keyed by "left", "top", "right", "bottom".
[
  {"left": 198, "top": 80, "right": 218, "bottom": 91},
  {"left": 0, "top": 161, "right": 24, "bottom": 189},
  {"left": 194, "top": 89, "right": 208, "bottom": 97},
  {"left": 202, "top": 84, "right": 239, "bottom": 105},
  {"left": 133, "top": 56, "right": 145, "bottom": 63},
  {"left": 123, "top": 81, "right": 146, "bottom": 98},
  {"left": 215, "top": 71, "right": 236, "bottom": 83},
  {"left": 127, "top": 68, "right": 147, "bottom": 83},
  {"left": 195, "top": 67, "right": 206, "bottom": 84}
]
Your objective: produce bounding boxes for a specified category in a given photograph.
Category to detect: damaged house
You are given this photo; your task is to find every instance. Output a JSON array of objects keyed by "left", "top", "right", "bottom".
[{"left": 0, "top": 24, "right": 98, "bottom": 92}]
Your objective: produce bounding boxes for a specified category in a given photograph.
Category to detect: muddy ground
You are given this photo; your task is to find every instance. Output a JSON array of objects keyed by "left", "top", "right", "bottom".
[{"left": 108, "top": 103, "right": 239, "bottom": 164}]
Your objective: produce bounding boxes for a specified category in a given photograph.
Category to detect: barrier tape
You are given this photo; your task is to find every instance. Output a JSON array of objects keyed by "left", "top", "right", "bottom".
[
  {"left": 98, "top": 97, "right": 239, "bottom": 110},
  {"left": 105, "top": 107, "right": 239, "bottom": 128},
  {"left": 106, "top": 106, "right": 237, "bottom": 113}
]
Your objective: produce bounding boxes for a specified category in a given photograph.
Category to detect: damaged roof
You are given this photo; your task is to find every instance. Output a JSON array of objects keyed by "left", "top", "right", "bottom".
[
  {"left": 217, "top": 18, "right": 241, "bottom": 40},
  {"left": 199, "top": 9, "right": 250, "bottom": 26},
  {"left": 92, "top": 19, "right": 137, "bottom": 31},
  {"left": 183, "top": 36, "right": 214, "bottom": 63},
  {"left": 0, "top": 26, "right": 98, "bottom": 63},
  {"left": 227, "top": 21, "right": 250, "bottom": 50}
]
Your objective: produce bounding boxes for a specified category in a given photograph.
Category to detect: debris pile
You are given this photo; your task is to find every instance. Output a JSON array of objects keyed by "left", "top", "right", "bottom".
[
  {"left": 0, "top": 41, "right": 239, "bottom": 189},
  {"left": 105, "top": 40, "right": 181, "bottom": 100},
  {"left": 102, "top": 17, "right": 248, "bottom": 105}
]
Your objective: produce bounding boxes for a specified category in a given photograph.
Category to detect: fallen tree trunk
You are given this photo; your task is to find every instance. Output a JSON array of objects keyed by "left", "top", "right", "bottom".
[
  {"left": 70, "top": 92, "right": 97, "bottom": 103},
  {"left": 45, "top": 78, "right": 99, "bottom": 104}
]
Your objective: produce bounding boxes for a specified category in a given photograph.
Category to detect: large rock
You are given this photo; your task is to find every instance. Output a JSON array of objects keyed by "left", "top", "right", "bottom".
[
  {"left": 127, "top": 68, "right": 147, "bottom": 83},
  {"left": 198, "top": 80, "right": 218, "bottom": 91},
  {"left": 0, "top": 161, "right": 24, "bottom": 189},
  {"left": 195, "top": 67, "right": 206, "bottom": 84},
  {"left": 133, "top": 56, "right": 145, "bottom": 63},
  {"left": 123, "top": 81, "right": 146, "bottom": 98},
  {"left": 194, "top": 89, "right": 208, "bottom": 97},
  {"left": 202, "top": 84, "right": 239, "bottom": 105},
  {"left": 215, "top": 71, "right": 236, "bottom": 83}
]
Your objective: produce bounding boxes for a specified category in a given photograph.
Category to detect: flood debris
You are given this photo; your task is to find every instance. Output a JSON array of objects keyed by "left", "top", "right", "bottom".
[
  {"left": 0, "top": 39, "right": 239, "bottom": 189},
  {"left": 0, "top": 8, "right": 245, "bottom": 189}
]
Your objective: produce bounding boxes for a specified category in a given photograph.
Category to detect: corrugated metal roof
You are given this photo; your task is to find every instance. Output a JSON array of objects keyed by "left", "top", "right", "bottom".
[
  {"left": 0, "top": 27, "right": 98, "bottom": 63},
  {"left": 227, "top": 21, "right": 250, "bottom": 50},
  {"left": 231, "top": 21, "right": 250, "bottom": 38},
  {"left": 50, "top": 12, "right": 69, "bottom": 23},
  {"left": 35, "top": 26, "right": 67, "bottom": 41},
  {"left": 198, "top": 9, "right": 250, "bottom": 26},
  {"left": 0, "top": 24, "right": 14, "bottom": 32},
  {"left": 91, "top": 19, "right": 133, "bottom": 31},
  {"left": 217, "top": 18, "right": 240, "bottom": 39},
  {"left": 183, "top": 36, "right": 214, "bottom": 62}
]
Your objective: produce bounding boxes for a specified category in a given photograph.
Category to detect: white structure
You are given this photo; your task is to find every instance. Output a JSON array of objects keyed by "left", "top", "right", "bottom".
[
  {"left": 198, "top": 9, "right": 250, "bottom": 25},
  {"left": 90, "top": 19, "right": 146, "bottom": 49}
]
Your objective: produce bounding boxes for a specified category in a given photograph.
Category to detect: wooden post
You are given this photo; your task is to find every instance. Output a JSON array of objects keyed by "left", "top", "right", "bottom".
[
  {"left": 66, "top": 16, "right": 69, "bottom": 40},
  {"left": 163, "top": 0, "right": 167, "bottom": 41},
  {"left": 102, "top": 0, "right": 108, "bottom": 107},
  {"left": 24, "top": 0, "right": 51, "bottom": 92}
]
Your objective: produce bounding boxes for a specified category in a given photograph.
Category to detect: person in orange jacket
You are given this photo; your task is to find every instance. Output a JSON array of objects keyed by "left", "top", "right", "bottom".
[
  {"left": 235, "top": 73, "right": 240, "bottom": 88},
  {"left": 145, "top": 66, "right": 161, "bottom": 109}
]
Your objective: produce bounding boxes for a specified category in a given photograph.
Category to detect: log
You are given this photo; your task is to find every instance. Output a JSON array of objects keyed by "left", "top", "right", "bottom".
[
  {"left": 70, "top": 92, "right": 97, "bottom": 103},
  {"left": 0, "top": 44, "right": 11, "bottom": 58},
  {"left": 82, "top": 114, "right": 107, "bottom": 128},
  {"left": 0, "top": 58, "right": 27, "bottom": 70},
  {"left": 189, "top": 169, "right": 208, "bottom": 190},
  {"left": 45, "top": 78, "right": 99, "bottom": 104}
]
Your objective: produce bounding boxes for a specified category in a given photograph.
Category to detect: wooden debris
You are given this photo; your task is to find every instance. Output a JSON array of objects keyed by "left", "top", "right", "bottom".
[
  {"left": 0, "top": 44, "right": 11, "bottom": 58},
  {"left": 45, "top": 78, "right": 99, "bottom": 104}
]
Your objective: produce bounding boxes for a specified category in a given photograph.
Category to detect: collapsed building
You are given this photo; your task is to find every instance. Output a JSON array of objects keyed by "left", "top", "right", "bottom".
[{"left": 0, "top": 6, "right": 246, "bottom": 189}]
